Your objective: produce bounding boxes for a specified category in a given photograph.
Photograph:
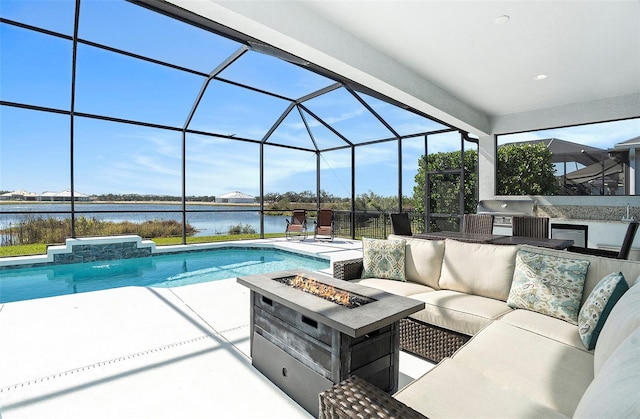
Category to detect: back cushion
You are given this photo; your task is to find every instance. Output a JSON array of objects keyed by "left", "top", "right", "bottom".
[
  {"left": 593, "top": 278, "right": 640, "bottom": 375},
  {"left": 519, "top": 245, "right": 640, "bottom": 305},
  {"left": 401, "top": 237, "right": 445, "bottom": 289},
  {"left": 574, "top": 327, "right": 640, "bottom": 417},
  {"left": 439, "top": 239, "right": 519, "bottom": 301}
]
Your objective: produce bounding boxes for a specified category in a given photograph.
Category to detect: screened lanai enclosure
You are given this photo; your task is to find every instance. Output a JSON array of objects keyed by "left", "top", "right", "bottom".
[{"left": 1, "top": 0, "right": 477, "bottom": 248}]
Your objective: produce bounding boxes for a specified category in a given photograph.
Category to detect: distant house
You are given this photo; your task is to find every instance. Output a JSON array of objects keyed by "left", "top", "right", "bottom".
[
  {"left": 0, "top": 190, "right": 39, "bottom": 201},
  {"left": 39, "top": 190, "right": 90, "bottom": 202},
  {"left": 215, "top": 191, "right": 255, "bottom": 203}
]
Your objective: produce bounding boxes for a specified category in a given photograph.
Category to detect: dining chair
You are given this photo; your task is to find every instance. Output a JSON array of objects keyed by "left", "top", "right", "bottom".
[
  {"left": 390, "top": 213, "right": 413, "bottom": 236},
  {"left": 512, "top": 216, "right": 550, "bottom": 239},
  {"left": 462, "top": 214, "right": 494, "bottom": 235},
  {"left": 568, "top": 220, "right": 638, "bottom": 259}
]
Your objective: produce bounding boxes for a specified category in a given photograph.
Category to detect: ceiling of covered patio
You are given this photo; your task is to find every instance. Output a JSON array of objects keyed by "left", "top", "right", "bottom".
[{"left": 150, "top": 0, "right": 640, "bottom": 137}]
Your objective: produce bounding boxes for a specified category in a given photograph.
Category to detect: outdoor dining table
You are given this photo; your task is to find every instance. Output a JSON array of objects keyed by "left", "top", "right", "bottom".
[{"left": 413, "top": 231, "right": 574, "bottom": 250}]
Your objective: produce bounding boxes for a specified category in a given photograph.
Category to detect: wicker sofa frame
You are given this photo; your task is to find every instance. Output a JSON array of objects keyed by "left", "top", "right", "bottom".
[
  {"left": 333, "top": 258, "right": 471, "bottom": 363},
  {"left": 319, "top": 375, "right": 425, "bottom": 419}
]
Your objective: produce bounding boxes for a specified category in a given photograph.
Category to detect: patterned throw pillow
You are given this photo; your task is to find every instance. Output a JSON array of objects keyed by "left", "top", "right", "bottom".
[
  {"left": 578, "top": 272, "right": 629, "bottom": 350},
  {"left": 361, "top": 237, "right": 406, "bottom": 281},
  {"left": 507, "top": 249, "right": 590, "bottom": 325}
]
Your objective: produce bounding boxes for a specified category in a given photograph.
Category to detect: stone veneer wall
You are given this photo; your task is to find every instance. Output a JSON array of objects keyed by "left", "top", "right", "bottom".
[
  {"left": 536, "top": 205, "right": 640, "bottom": 221},
  {"left": 52, "top": 242, "right": 152, "bottom": 264}
]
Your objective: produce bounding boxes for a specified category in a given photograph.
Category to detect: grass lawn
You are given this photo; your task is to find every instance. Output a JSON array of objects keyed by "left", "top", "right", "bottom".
[{"left": 0, "top": 233, "right": 286, "bottom": 258}]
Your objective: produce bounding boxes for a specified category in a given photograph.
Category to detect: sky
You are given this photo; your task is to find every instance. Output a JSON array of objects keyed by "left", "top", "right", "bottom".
[{"left": 1, "top": 0, "right": 639, "bottom": 199}]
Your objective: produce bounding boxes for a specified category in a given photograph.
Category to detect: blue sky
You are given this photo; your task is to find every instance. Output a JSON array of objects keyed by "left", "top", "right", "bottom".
[{"left": 1, "top": 0, "right": 638, "bottom": 199}]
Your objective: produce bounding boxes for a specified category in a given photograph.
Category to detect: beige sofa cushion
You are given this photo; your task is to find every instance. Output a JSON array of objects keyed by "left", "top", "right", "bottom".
[
  {"left": 499, "top": 309, "right": 587, "bottom": 350},
  {"left": 408, "top": 290, "right": 513, "bottom": 336},
  {"left": 519, "top": 245, "right": 640, "bottom": 305},
  {"left": 452, "top": 321, "right": 594, "bottom": 417},
  {"left": 593, "top": 279, "right": 640, "bottom": 375},
  {"left": 389, "top": 235, "right": 444, "bottom": 289},
  {"left": 394, "top": 358, "right": 568, "bottom": 418},
  {"left": 574, "top": 327, "right": 640, "bottom": 418},
  {"left": 439, "top": 239, "right": 519, "bottom": 301},
  {"left": 349, "top": 278, "right": 434, "bottom": 297}
]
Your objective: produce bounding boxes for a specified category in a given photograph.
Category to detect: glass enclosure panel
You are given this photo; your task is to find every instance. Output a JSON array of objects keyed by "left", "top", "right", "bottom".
[
  {"left": 189, "top": 80, "right": 291, "bottom": 140},
  {"left": 0, "top": 107, "right": 70, "bottom": 194},
  {"left": 358, "top": 92, "right": 450, "bottom": 136},
  {"left": 74, "top": 44, "right": 204, "bottom": 127},
  {"left": 320, "top": 148, "right": 352, "bottom": 200},
  {"left": 263, "top": 146, "right": 317, "bottom": 198},
  {"left": 79, "top": 0, "right": 240, "bottom": 73},
  {"left": 185, "top": 134, "right": 259, "bottom": 200},
  {"left": 497, "top": 118, "right": 640, "bottom": 196},
  {"left": 217, "top": 50, "right": 335, "bottom": 100},
  {"left": 265, "top": 108, "right": 317, "bottom": 150},
  {"left": 0, "top": 0, "right": 75, "bottom": 35},
  {"left": 402, "top": 136, "right": 425, "bottom": 209},
  {"left": 0, "top": 24, "right": 72, "bottom": 109},
  {"left": 355, "top": 141, "right": 398, "bottom": 210},
  {"left": 303, "top": 108, "right": 351, "bottom": 150},
  {"left": 73, "top": 117, "right": 182, "bottom": 196},
  {"left": 305, "top": 87, "right": 395, "bottom": 143}
]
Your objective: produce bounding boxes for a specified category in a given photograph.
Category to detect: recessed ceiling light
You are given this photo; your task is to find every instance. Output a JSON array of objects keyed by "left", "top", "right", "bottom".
[
  {"left": 495, "top": 15, "right": 510, "bottom": 24},
  {"left": 534, "top": 74, "right": 548, "bottom": 81}
]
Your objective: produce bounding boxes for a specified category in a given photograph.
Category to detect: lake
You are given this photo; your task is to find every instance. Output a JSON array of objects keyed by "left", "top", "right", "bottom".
[{"left": 0, "top": 203, "right": 293, "bottom": 236}]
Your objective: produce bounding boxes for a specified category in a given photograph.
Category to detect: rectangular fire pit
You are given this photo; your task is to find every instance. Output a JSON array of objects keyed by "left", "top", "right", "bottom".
[{"left": 237, "top": 269, "right": 424, "bottom": 417}]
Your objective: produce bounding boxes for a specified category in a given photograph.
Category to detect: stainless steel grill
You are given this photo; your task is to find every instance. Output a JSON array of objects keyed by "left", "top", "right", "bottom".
[{"left": 476, "top": 199, "right": 535, "bottom": 228}]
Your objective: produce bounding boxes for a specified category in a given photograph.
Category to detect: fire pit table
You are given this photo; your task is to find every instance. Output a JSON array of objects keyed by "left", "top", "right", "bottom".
[{"left": 237, "top": 269, "right": 425, "bottom": 417}]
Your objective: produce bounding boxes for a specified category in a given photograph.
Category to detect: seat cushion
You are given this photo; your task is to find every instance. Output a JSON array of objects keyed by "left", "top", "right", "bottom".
[
  {"left": 451, "top": 321, "right": 594, "bottom": 417},
  {"left": 408, "top": 290, "right": 513, "bottom": 336},
  {"left": 499, "top": 309, "right": 586, "bottom": 350},
  {"left": 574, "top": 327, "right": 640, "bottom": 418},
  {"left": 394, "top": 358, "right": 569, "bottom": 419},
  {"left": 389, "top": 234, "right": 444, "bottom": 289},
  {"left": 349, "top": 278, "right": 434, "bottom": 297},
  {"left": 439, "top": 239, "right": 519, "bottom": 301}
]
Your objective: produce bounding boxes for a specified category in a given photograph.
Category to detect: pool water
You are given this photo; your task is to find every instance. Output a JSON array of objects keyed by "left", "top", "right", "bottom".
[{"left": 0, "top": 248, "right": 330, "bottom": 303}]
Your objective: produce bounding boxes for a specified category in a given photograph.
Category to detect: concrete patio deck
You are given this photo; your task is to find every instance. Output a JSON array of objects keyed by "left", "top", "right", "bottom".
[{"left": 0, "top": 238, "right": 433, "bottom": 418}]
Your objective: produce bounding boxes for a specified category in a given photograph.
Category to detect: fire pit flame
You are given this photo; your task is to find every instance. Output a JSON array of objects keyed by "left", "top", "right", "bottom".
[{"left": 274, "top": 275, "right": 373, "bottom": 308}]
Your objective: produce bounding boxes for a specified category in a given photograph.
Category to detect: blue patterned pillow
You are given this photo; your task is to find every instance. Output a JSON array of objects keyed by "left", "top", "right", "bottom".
[
  {"left": 578, "top": 272, "right": 629, "bottom": 350},
  {"left": 507, "top": 250, "right": 590, "bottom": 325},
  {"left": 361, "top": 237, "right": 406, "bottom": 281}
]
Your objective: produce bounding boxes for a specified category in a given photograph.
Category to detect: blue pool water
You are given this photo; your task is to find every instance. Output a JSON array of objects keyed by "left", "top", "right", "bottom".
[{"left": 0, "top": 248, "right": 330, "bottom": 303}]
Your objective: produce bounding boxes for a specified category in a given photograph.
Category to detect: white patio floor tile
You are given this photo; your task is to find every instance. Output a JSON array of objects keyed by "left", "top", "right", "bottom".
[{"left": 0, "top": 238, "right": 432, "bottom": 418}]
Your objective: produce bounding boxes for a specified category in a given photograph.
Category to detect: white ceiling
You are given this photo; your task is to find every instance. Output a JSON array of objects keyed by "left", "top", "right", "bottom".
[{"left": 165, "top": 0, "right": 640, "bottom": 136}]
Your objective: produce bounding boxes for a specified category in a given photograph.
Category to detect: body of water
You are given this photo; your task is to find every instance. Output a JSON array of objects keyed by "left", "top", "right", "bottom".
[
  {"left": 0, "top": 247, "right": 330, "bottom": 303},
  {"left": 0, "top": 203, "right": 294, "bottom": 236}
]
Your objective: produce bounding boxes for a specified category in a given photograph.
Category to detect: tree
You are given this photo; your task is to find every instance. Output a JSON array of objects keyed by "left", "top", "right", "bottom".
[{"left": 497, "top": 143, "right": 558, "bottom": 195}]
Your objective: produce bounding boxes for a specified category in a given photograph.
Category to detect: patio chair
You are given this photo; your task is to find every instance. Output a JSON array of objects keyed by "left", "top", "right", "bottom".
[
  {"left": 390, "top": 213, "right": 413, "bottom": 236},
  {"left": 462, "top": 214, "right": 494, "bottom": 235},
  {"left": 314, "top": 208, "right": 334, "bottom": 241},
  {"left": 568, "top": 220, "right": 638, "bottom": 260},
  {"left": 512, "top": 215, "right": 550, "bottom": 239},
  {"left": 285, "top": 209, "right": 308, "bottom": 240}
]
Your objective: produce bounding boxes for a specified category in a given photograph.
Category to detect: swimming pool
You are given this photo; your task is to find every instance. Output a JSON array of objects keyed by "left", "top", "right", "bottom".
[{"left": 0, "top": 248, "right": 330, "bottom": 304}]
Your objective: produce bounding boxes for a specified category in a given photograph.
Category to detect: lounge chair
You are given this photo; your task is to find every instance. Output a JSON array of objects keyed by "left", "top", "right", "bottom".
[
  {"left": 285, "top": 209, "right": 308, "bottom": 240},
  {"left": 314, "top": 208, "right": 334, "bottom": 241}
]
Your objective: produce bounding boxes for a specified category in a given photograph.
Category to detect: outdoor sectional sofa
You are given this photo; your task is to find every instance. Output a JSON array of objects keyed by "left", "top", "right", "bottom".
[{"left": 323, "top": 234, "right": 640, "bottom": 418}]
